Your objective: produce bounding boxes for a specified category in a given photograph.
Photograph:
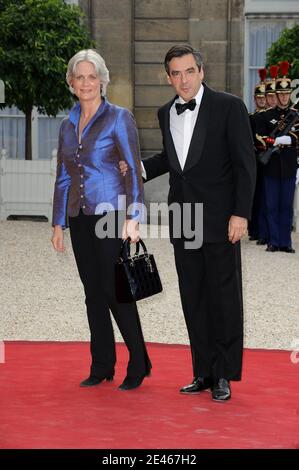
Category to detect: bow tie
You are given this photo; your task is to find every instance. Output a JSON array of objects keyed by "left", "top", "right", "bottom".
[{"left": 175, "top": 99, "right": 196, "bottom": 115}]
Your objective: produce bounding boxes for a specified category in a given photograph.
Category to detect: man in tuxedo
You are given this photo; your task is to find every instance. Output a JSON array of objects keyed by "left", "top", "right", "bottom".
[{"left": 121, "top": 44, "right": 256, "bottom": 401}]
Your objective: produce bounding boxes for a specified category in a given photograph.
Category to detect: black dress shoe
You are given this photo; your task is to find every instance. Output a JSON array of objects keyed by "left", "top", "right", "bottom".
[
  {"left": 256, "top": 239, "right": 267, "bottom": 245},
  {"left": 266, "top": 245, "right": 279, "bottom": 252},
  {"left": 180, "top": 377, "right": 214, "bottom": 394},
  {"left": 212, "top": 378, "right": 231, "bottom": 402},
  {"left": 118, "top": 375, "right": 146, "bottom": 391},
  {"left": 279, "top": 246, "right": 295, "bottom": 253},
  {"left": 80, "top": 374, "right": 114, "bottom": 387}
]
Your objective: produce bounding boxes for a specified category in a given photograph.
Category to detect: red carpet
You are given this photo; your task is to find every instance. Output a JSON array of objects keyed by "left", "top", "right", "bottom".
[{"left": 0, "top": 342, "right": 298, "bottom": 449}]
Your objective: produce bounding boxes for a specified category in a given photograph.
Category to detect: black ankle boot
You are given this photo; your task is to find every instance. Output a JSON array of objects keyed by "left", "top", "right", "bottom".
[
  {"left": 118, "top": 375, "right": 146, "bottom": 391},
  {"left": 80, "top": 374, "right": 114, "bottom": 387}
]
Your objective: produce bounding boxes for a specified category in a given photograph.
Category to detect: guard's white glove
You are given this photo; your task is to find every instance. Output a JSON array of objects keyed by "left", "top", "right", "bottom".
[
  {"left": 296, "top": 168, "right": 299, "bottom": 186},
  {"left": 273, "top": 136, "right": 291, "bottom": 146}
]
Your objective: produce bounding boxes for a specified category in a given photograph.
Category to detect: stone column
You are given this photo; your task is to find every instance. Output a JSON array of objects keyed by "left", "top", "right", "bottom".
[{"left": 189, "top": 0, "right": 244, "bottom": 98}]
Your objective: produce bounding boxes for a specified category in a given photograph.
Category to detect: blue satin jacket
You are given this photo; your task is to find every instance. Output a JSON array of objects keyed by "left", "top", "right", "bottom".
[{"left": 52, "top": 99, "right": 144, "bottom": 228}]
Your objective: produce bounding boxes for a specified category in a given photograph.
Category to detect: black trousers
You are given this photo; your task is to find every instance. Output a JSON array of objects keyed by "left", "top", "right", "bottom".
[
  {"left": 69, "top": 210, "right": 151, "bottom": 378},
  {"left": 174, "top": 241, "right": 243, "bottom": 381}
]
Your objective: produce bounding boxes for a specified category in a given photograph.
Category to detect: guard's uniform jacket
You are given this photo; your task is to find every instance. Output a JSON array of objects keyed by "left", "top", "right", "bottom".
[
  {"left": 255, "top": 106, "right": 298, "bottom": 178},
  {"left": 254, "top": 105, "right": 299, "bottom": 250}
]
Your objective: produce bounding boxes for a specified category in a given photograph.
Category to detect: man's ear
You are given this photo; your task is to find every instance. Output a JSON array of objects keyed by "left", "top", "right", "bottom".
[{"left": 167, "top": 74, "right": 172, "bottom": 86}]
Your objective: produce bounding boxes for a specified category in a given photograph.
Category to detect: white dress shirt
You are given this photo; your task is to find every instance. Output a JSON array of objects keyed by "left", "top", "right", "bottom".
[
  {"left": 142, "top": 85, "right": 204, "bottom": 177},
  {"left": 170, "top": 85, "right": 204, "bottom": 170}
]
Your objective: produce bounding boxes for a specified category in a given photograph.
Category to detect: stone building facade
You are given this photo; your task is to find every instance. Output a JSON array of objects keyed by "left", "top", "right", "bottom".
[
  {"left": 78, "top": 0, "right": 255, "bottom": 205},
  {"left": 80, "top": 0, "right": 245, "bottom": 158}
]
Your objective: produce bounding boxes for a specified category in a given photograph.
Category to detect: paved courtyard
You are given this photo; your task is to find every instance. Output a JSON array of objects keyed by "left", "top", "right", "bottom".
[{"left": 1, "top": 220, "right": 299, "bottom": 350}]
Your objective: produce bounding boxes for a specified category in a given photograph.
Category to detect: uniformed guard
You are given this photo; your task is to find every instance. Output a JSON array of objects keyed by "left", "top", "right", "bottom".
[
  {"left": 255, "top": 65, "right": 279, "bottom": 245},
  {"left": 265, "top": 65, "right": 279, "bottom": 109},
  {"left": 252, "top": 65, "right": 280, "bottom": 244},
  {"left": 254, "top": 68, "right": 267, "bottom": 112},
  {"left": 248, "top": 68, "right": 267, "bottom": 241},
  {"left": 255, "top": 61, "right": 299, "bottom": 253}
]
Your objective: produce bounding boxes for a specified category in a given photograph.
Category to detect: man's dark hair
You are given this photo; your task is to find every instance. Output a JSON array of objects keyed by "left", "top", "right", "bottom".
[{"left": 164, "top": 44, "right": 203, "bottom": 75}]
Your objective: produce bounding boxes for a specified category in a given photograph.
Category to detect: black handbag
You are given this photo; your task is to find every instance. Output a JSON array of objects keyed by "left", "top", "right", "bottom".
[{"left": 115, "top": 238, "right": 163, "bottom": 303}]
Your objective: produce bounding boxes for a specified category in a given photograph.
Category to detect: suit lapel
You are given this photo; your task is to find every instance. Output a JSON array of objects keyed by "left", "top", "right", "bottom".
[
  {"left": 183, "top": 84, "right": 212, "bottom": 173},
  {"left": 162, "top": 98, "right": 183, "bottom": 174}
]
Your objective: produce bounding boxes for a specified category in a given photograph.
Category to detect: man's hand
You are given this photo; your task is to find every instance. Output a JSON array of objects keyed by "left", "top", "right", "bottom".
[
  {"left": 51, "top": 225, "right": 65, "bottom": 252},
  {"left": 119, "top": 160, "right": 128, "bottom": 176},
  {"left": 122, "top": 219, "right": 140, "bottom": 243},
  {"left": 228, "top": 216, "right": 248, "bottom": 244}
]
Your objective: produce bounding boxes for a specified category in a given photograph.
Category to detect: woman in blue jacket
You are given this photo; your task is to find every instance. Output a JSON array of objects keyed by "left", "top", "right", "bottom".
[{"left": 51, "top": 49, "right": 151, "bottom": 390}]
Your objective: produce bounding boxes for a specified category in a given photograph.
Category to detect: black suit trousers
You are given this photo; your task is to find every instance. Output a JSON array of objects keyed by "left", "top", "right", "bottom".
[
  {"left": 174, "top": 240, "right": 243, "bottom": 381},
  {"left": 69, "top": 210, "right": 151, "bottom": 378}
]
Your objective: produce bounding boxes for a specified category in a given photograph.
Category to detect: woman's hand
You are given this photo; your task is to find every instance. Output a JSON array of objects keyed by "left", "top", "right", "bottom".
[
  {"left": 122, "top": 219, "right": 140, "bottom": 243},
  {"left": 51, "top": 225, "right": 65, "bottom": 252}
]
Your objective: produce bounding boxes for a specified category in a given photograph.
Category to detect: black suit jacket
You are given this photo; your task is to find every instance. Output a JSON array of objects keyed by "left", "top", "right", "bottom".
[{"left": 143, "top": 84, "right": 256, "bottom": 243}]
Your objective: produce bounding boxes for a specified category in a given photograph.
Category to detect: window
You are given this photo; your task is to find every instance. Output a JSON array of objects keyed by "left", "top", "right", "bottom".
[
  {"left": 245, "top": 20, "right": 285, "bottom": 112},
  {"left": 244, "top": 1, "right": 299, "bottom": 111}
]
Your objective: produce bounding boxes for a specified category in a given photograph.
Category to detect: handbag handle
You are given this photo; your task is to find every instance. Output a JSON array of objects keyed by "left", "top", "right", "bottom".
[
  {"left": 134, "top": 238, "right": 148, "bottom": 256},
  {"left": 120, "top": 237, "right": 148, "bottom": 261}
]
